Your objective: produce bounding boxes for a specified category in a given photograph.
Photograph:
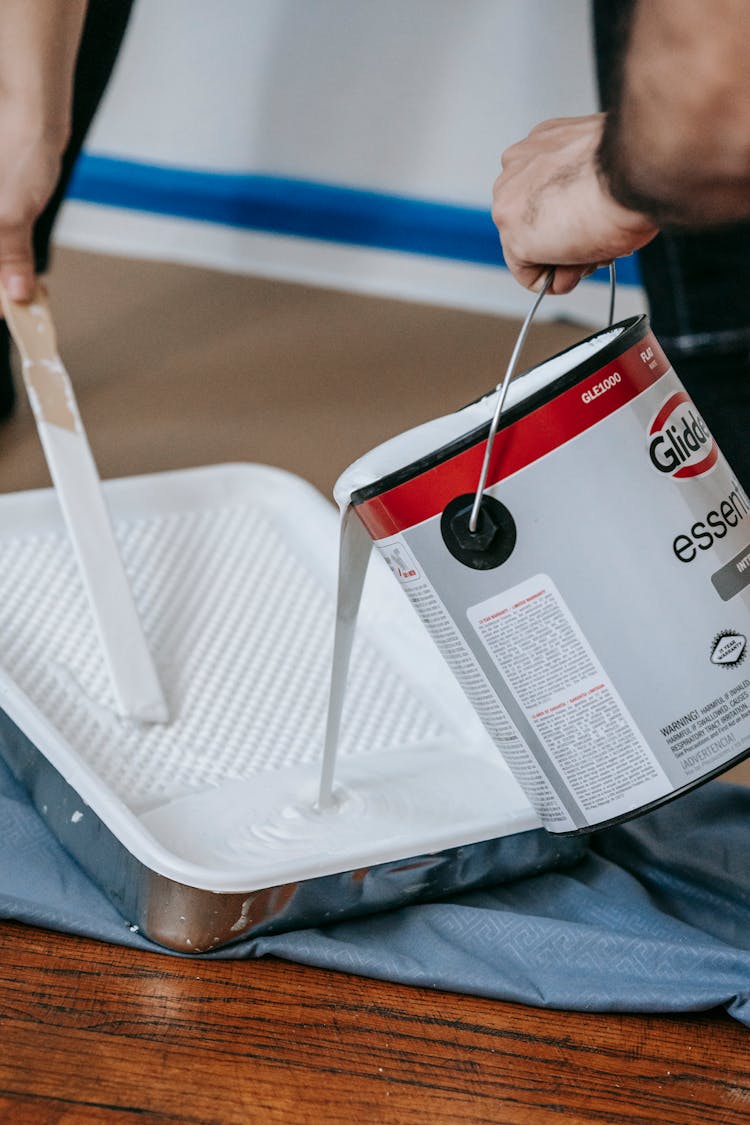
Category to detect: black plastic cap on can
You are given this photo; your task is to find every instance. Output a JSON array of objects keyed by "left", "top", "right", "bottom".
[{"left": 441, "top": 493, "right": 517, "bottom": 570}]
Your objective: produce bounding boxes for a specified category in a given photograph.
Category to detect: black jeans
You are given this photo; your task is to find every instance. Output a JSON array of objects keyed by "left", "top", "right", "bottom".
[
  {"left": 0, "top": 0, "right": 135, "bottom": 416},
  {"left": 592, "top": 0, "right": 750, "bottom": 488}
]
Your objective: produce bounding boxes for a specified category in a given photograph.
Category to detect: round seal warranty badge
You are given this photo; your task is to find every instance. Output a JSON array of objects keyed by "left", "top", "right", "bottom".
[{"left": 710, "top": 630, "right": 748, "bottom": 668}]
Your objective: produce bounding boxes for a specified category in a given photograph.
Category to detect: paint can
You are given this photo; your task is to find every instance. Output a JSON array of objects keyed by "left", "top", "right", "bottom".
[{"left": 336, "top": 282, "right": 750, "bottom": 835}]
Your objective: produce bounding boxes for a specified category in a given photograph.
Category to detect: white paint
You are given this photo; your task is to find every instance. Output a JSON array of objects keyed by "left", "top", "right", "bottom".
[
  {"left": 139, "top": 747, "right": 530, "bottom": 883},
  {"left": 131, "top": 491, "right": 530, "bottom": 881},
  {"left": 229, "top": 897, "right": 254, "bottom": 933},
  {"left": 34, "top": 417, "right": 168, "bottom": 725},
  {"left": 0, "top": 464, "right": 537, "bottom": 892},
  {"left": 4, "top": 293, "right": 167, "bottom": 725},
  {"left": 71, "top": 810, "right": 83, "bottom": 823},
  {"left": 50, "top": 661, "right": 124, "bottom": 737},
  {"left": 317, "top": 507, "right": 372, "bottom": 808},
  {"left": 334, "top": 323, "right": 628, "bottom": 504}
]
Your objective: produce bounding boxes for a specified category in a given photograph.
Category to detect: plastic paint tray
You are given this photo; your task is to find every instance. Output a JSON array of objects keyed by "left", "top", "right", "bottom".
[{"left": 0, "top": 464, "right": 583, "bottom": 952}]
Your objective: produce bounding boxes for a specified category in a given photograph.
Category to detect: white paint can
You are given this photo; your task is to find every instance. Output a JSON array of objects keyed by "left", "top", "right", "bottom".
[{"left": 336, "top": 314, "right": 750, "bottom": 834}]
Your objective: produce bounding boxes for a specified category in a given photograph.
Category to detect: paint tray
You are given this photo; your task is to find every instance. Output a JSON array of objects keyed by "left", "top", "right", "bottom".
[{"left": 0, "top": 464, "right": 583, "bottom": 952}]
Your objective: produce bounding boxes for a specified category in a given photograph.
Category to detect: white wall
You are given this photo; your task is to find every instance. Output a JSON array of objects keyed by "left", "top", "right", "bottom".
[{"left": 57, "top": 0, "right": 645, "bottom": 323}]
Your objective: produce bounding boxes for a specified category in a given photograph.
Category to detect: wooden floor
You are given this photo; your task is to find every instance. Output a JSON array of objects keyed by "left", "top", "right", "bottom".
[
  {"left": 1, "top": 918, "right": 749, "bottom": 1125},
  {"left": 1, "top": 248, "right": 748, "bottom": 1123}
]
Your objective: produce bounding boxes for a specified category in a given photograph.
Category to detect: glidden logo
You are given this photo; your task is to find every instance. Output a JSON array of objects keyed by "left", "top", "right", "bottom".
[{"left": 648, "top": 391, "right": 718, "bottom": 478}]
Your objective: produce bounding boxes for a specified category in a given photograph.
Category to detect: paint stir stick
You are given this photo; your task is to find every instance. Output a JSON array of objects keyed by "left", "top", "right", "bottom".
[{"left": 1, "top": 284, "right": 169, "bottom": 724}]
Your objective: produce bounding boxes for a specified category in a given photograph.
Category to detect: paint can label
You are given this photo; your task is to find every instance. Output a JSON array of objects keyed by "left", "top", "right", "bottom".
[{"left": 353, "top": 328, "right": 750, "bottom": 833}]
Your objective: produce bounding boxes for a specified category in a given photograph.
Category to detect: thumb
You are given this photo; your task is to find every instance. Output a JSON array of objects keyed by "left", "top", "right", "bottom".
[{"left": 0, "top": 222, "right": 36, "bottom": 303}]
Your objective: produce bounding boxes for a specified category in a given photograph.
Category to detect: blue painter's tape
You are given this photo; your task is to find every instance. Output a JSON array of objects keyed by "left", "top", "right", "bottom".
[{"left": 67, "top": 153, "right": 641, "bottom": 285}]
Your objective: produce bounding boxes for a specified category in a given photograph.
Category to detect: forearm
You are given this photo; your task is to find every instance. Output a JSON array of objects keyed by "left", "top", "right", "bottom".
[
  {"left": 0, "top": 0, "right": 87, "bottom": 148},
  {"left": 0, "top": 1, "right": 87, "bottom": 299},
  {"left": 598, "top": 0, "right": 750, "bottom": 226}
]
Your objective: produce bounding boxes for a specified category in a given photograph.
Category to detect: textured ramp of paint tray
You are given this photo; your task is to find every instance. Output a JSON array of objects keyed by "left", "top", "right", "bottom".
[{"left": 0, "top": 502, "right": 443, "bottom": 809}]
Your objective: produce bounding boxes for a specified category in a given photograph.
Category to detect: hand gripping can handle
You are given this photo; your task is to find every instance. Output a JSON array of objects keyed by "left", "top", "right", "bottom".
[{"left": 337, "top": 267, "right": 750, "bottom": 835}]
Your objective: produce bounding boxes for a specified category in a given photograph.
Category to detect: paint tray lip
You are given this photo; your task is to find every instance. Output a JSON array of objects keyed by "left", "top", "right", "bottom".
[{"left": 0, "top": 462, "right": 539, "bottom": 893}]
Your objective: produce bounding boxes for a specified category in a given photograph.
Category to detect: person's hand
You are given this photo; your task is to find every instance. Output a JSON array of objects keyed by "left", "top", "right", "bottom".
[
  {"left": 491, "top": 114, "right": 659, "bottom": 294},
  {"left": 0, "top": 99, "right": 65, "bottom": 303}
]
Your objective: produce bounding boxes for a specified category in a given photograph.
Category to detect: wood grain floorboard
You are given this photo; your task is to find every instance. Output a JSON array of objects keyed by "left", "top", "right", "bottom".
[{"left": 2, "top": 922, "right": 749, "bottom": 1125}]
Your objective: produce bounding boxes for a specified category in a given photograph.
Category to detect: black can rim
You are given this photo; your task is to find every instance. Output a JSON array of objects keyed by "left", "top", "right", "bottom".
[
  {"left": 350, "top": 314, "right": 652, "bottom": 506},
  {"left": 549, "top": 742, "right": 750, "bottom": 836}
]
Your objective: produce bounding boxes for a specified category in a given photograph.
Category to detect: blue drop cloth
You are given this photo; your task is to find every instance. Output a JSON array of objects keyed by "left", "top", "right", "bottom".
[{"left": 1, "top": 755, "right": 748, "bottom": 1027}]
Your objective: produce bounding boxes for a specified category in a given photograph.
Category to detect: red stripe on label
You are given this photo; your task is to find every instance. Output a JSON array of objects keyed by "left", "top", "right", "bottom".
[
  {"left": 649, "top": 390, "right": 690, "bottom": 435},
  {"left": 355, "top": 332, "right": 669, "bottom": 539},
  {"left": 673, "top": 443, "right": 719, "bottom": 479}
]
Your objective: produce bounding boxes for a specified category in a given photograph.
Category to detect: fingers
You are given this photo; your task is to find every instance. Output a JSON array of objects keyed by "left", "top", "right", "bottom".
[
  {"left": 492, "top": 114, "right": 643, "bottom": 296},
  {"left": 548, "top": 265, "right": 590, "bottom": 294},
  {"left": 0, "top": 222, "right": 35, "bottom": 302},
  {"left": 501, "top": 241, "right": 598, "bottom": 296}
]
